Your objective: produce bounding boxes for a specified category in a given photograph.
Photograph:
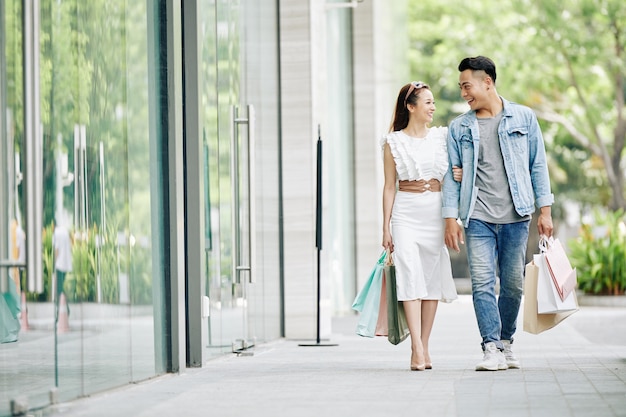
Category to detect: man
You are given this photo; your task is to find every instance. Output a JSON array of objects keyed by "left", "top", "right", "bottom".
[
  {"left": 442, "top": 56, "right": 554, "bottom": 371},
  {"left": 53, "top": 215, "right": 73, "bottom": 322}
]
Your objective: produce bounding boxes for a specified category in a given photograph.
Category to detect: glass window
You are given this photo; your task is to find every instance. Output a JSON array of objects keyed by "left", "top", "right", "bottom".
[{"left": 0, "top": 0, "right": 167, "bottom": 413}]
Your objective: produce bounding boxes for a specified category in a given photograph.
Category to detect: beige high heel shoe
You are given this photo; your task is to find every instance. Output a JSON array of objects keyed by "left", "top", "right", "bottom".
[
  {"left": 410, "top": 350, "right": 426, "bottom": 371},
  {"left": 410, "top": 363, "right": 426, "bottom": 371}
]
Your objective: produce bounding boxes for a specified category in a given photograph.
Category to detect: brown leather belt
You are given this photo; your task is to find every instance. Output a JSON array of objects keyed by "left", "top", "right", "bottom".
[{"left": 398, "top": 179, "right": 441, "bottom": 193}]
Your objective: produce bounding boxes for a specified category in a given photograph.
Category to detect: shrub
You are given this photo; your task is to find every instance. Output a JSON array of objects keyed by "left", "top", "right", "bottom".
[
  {"left": 33, "top": 222, "right": 154, "bottom": 305},
  {"left": 569, "top": 209, "right": 626, "bottom": 295}
]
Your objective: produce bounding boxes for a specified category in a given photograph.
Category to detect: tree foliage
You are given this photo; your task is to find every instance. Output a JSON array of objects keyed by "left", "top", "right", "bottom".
[
  {"left": 407, "top": 0, "right": 626, "bottom": 213},
  {"left": 4, "top": 0, "right": 154, "bottom": 301},
  {"left": 38, "top": 0, "right": 151, "bottom": 234}
]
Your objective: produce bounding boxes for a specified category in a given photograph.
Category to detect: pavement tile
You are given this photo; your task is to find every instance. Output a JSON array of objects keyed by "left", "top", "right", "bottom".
[{"left": 38, "top": 294, "right": 626, "bottom": 417}]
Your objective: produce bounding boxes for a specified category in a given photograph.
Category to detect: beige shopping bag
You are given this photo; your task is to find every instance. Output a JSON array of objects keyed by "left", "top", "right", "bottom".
[
  {"left": 375, "top": 273, "right": 388, "bottom": 336},
  {"left": 523, "top": 258, "right": 578, "bottom": 335}
]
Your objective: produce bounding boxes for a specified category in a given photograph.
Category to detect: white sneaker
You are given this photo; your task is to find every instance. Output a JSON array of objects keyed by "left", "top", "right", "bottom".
[
  {"left": 502, "top": 340, "right": 520, "bottom": 369},
  {"left": 476, "top": 342, "right": 507, "bottom": 371}
]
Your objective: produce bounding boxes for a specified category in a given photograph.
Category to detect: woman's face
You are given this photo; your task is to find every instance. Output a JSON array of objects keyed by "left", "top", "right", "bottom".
[{"left": 408, "top": 89, "right": 436, "bottom": 124}]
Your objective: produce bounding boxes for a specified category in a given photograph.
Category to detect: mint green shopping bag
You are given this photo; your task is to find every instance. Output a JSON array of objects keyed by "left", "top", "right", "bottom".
[
  {"left": 1, "top": 278, "right": 21, "bottom": 343},
  {"left": 352, "top": 251, "right": 386, "bottom": 337}
]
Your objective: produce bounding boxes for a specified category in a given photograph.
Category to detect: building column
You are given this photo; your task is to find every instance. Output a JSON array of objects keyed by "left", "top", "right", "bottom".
[
  {"left": 278, "top": 0, "right": 330, "bottom": 339},
  {"left": 353, "top": 0, "right": 409, "bottom": 293}
]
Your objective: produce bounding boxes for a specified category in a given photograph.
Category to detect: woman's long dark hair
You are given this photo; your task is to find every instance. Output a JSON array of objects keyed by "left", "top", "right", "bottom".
[{"left": 389, "top": 82, "right": 430, "bottom": 132}]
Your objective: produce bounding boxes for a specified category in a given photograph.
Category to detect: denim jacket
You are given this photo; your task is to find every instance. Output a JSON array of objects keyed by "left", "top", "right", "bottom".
[{"left": 442, "top": 97, "right": 554, "bottom": 227}]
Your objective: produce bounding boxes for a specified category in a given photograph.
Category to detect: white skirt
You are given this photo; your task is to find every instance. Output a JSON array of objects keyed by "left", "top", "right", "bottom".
[{"left": 391, "top": 191, "right": 458, "bottom": 302}]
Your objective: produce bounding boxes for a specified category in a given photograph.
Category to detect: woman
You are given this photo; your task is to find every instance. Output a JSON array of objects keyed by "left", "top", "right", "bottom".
[{"left": 381, "top": 81, "right": 459, "bottom": 371}]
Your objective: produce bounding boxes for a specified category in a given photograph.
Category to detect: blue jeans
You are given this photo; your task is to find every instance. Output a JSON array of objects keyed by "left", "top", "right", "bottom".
[{"left": 465, "top": 219, "right": 529, "bottom": 350}]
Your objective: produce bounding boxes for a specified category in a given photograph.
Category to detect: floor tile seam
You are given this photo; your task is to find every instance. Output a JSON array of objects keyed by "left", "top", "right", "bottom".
[
  {"left": 598, "top": 368, "right": 626, "bottom": 387},
  {"left": 597, "top": 389, "right": 626, "bottom": 401}
]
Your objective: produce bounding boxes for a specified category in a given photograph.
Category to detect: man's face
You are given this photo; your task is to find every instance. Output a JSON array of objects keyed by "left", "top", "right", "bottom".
[{"left": 458, "top": 69, "right": 488, "bottom": 111}]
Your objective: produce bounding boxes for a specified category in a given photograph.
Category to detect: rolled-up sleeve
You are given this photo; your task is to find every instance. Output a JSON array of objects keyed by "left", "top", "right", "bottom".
[{"left": 442, "top": 127, "right": 461, "bottom": 219}]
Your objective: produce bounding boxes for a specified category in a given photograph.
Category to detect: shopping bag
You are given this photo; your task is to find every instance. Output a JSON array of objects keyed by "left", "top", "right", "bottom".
[
  {"left": 352, "top": 251, "right": 387, "bottom": 337},
  {"left": 1, "top": 278, "right": 21, "bottom": 343},
  {"left": 375, "top": 273, "right": 388, "bottom": 336},
  {"left": 544, "top": 238, "right": 577, "bottom": 301},
  {"left": 2, "top": 276, "right": 21, "bottom": 318},
  {"left": 383, "top": 250, "right": 410, "bottom": 345},
  {"left": 523, "top": 258, "right": 577, "bottom": 335},
  {"left": 536, "top": 252, "right": 578, "bottom": 314}
]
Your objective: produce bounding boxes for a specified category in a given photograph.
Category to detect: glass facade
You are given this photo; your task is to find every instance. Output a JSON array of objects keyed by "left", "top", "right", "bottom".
[
  {"left": 0, "top": 0, "right": 281, "bottom": 414},
  {"left": 0, "top": 0, "right": 167, "bottom": 413}
]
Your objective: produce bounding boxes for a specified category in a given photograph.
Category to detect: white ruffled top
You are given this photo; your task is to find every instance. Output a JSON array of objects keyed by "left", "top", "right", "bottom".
[{"left": 380, "top": 126, "right": 449, "bottom": 181}]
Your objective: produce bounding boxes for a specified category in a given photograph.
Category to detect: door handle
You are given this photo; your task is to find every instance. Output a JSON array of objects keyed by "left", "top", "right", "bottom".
[{"left": 230, "top": 105, "right": 256, "bottom": 284}]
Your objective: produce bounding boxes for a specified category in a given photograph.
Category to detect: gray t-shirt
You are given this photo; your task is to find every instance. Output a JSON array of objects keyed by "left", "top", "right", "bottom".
[{"left": 471, "top": 112, "right": 529, "bottom": 224}]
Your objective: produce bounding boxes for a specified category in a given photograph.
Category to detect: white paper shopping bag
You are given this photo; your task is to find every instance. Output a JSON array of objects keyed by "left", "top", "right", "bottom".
[
  {"left": 535, "top": 253, "right": 578, "bottom": 314},
  {"left": 545, "top": 238, "right": 577, "bottom": 301}
]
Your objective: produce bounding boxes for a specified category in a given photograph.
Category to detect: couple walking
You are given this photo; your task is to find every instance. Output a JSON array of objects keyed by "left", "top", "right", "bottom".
[{"left": 381, "top": 55, "right": 554, "bottom": 371}]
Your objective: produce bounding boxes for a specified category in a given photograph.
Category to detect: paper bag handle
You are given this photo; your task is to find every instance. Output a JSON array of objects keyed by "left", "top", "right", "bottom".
[
  {"left": 385, "top": 248, "right": 394, "bottom": 266},
  {"left": 538, "top": 234, "right": 555, "bottom": 253}
]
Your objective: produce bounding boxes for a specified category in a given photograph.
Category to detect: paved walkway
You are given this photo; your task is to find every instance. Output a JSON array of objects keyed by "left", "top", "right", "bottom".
[{"left": 42, "top": 294, "right": 626, "bottom": 417}]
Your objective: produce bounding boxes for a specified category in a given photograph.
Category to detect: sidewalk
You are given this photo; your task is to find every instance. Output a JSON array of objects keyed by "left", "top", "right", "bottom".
[{"left": 44, "top": 294, "right": 626, "bottom": 417}]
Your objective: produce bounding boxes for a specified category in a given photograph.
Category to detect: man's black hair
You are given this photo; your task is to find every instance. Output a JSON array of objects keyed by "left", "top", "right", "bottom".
[{"left": 458, "top": 56, "right": 497, "bottom": 83}]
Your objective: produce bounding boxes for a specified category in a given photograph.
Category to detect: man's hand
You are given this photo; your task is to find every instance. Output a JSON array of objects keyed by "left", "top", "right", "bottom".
[
  {"left": 452, "top": 165, "right": 462, "bottom": 182},
  {"left": 444, "top": 218, "right": 464, "bottom": 253},
  {"left": 537, "top": 206, "right": 553, "bottom": 238}
]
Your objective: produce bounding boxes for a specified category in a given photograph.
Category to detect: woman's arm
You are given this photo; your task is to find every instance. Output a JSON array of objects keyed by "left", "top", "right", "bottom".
[{"left": 382, "top": 143, "right": 397, "bottom": 251}]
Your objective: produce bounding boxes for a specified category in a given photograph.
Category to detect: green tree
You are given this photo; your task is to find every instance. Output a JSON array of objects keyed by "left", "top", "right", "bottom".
[
  {"left": 514, "top": 0, "right": 626, "bottom": 211},
  {"left": 407, "top": 0, "right": 626, "bottom": 212}
]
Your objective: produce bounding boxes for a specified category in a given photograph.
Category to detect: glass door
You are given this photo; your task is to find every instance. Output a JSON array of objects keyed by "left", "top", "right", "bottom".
[
  {"left": 199, "top": 0, "right": 281, "bottom": 358},
  {"left": 200, "top": 0, "right": 251, "bottom": 355},
  {"left": 228, "top": 102, "right": 256, "bottom": 352},
  {"left": 1, "top": 0, "right": 51, "bottom": 412}
]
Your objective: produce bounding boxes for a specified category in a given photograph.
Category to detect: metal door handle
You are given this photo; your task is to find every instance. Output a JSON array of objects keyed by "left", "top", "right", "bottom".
[{"left": 230, "top": 105, "right": 256, "bottom": 284}]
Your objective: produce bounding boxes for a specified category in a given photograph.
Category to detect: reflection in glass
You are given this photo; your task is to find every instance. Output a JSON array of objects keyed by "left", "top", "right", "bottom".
[{"left": 0, "top": 0, "right": 165, "bottom": 414}]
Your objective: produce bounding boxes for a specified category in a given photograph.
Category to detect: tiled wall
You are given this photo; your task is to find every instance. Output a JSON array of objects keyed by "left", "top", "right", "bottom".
[{"left": 279, "top": 0, "right": 407, "bottom": 339}]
